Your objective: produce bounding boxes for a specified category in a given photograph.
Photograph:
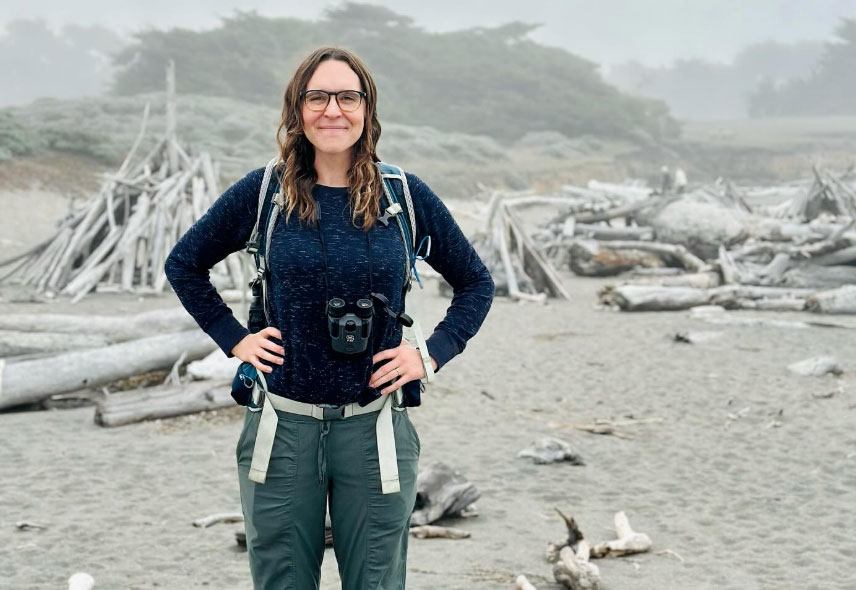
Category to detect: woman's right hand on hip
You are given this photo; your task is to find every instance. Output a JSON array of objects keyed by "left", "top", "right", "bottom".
[{"left": 231, "top": 327, "right": 284, "bottom": 374}]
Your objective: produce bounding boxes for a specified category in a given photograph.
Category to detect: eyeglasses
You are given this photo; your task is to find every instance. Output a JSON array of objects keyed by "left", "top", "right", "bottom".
[{"left": 300, "top": 90, "right": 366, "bottom": 112}]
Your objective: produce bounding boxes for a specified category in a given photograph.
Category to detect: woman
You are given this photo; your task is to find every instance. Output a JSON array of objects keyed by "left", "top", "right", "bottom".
[{"left": 164, "top": 46, "right": 494, "bottom": 590}]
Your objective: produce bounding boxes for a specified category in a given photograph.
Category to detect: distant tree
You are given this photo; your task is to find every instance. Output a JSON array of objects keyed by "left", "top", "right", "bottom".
[
  {"left": 323, "top": 2, "right": 416, "bottom": 30},
  {"left": 110, "top": 3, "right": 676, "bottom": 142},
  {"left": 748, "top": 18, "right": 856, "bottom": 117},
  {"left": 608, "top": 39, "right": 823, "bottom": 119},
  {"left": 0, "top": 20, "right": 125, "bottom": 107}
]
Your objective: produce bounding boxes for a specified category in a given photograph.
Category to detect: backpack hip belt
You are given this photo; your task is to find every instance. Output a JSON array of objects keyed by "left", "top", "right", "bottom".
[{"left": 247, "top": 372, "right": 404, "bottom": 494}]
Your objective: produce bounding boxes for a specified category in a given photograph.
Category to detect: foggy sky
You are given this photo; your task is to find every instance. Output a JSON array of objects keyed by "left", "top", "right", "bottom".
[{"left": 2, "top": 0, "right": 854, "bottom": 68}]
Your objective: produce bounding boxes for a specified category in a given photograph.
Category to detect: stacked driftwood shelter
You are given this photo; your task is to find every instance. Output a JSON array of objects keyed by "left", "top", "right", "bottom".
[{"left": 0, "top": 61, "right": 247, "bottom": 302}]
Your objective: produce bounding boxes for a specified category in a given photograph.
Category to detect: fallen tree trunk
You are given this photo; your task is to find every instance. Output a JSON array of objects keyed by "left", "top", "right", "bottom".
[
  {"left": 568, "top": 240, "right": 664, "bottom": 277},
  {"left": 94, "top": 379, "right": 232, "bottom": 426},
  {"left": 571, "top": 224, "right": 654, "bottom": 241},
  {"left": 628, "top": 271, "right": 721, "bottom": 289},
  {"left": 781, "top": 264, "right": 856, "bottom": 290},
  {"left": 0, "top": 330, "right": 215, "bottom": 410},
  {"left": 0, "top": 330, "right": 110, "bottom": 357},
  {"left": 0, "top": 307, "right": 195, "bottom": 339},
  {"left": 600, "top": 284, "right": 817, "bottom": 312},
  {"left": 806, "top": 285, "right": 856, "bottom": 314}
]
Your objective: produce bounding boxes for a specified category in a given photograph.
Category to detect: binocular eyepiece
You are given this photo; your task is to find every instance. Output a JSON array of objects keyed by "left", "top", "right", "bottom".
[{"left": 326, "top": 294, "right": 412, "bottom": 355}]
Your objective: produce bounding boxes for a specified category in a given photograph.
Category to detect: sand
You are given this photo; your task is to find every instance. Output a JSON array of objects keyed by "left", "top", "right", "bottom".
[{"left": 2, "top": 189, "right": 856, "bottom": 590}]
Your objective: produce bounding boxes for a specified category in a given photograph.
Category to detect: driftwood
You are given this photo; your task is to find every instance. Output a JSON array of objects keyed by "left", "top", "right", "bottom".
[
  {"left": 0, "top": 307, "right": 195, "bottom": 338},
  {"left": 0, "top": 330, "right": 216, "bottom": 410},
  {"left": 589, "top": 512, "right": 652, "bottom": 558},
  {"left": 806, "top": 285, "right": 856, "bottom": 314},
  {"left": 0, "top": 330, "right": 110, "bottom": 357},
  {"left": 0, "top": 308, "right": 197, "bottom": 357},
  {"left": 193, "top": 512, "right": 244, "bottom": 528},
  {"left": 0, "top": 65, "right": 247, "bottom": 300},
  {"left": 524, "top": 167, "right": 856, "bottom": 314},
  {"left": 568, "top": 240, "right": 664, "bottom": 277},
  {"left": 94, "top": 378, "right": 231, "bottom": 426},
  {"left": 471, "top": 191, "right": 570, "bottom": 302},
  {"left": 628, "top": 270, "right": 721, "bottom": 289},
  {"left": 409, "top": 525, "right": 471, "bottom": 539},
  {"left": 553, "top": 543, "right": 601, "bottom": 590},
  {"left": 517, "top": 438, "right": 585, "bottom": 465},
  {"left": 545, "top": 509, "right": 650, "bottom": 589},
  {"left": 410, "top": 461, "right": 480, "bottom": 526},
  {"left": 599, "top": 284, "right": 816, "bottom": 312},
  {"left": 515, "top": 575, "right": 539, "bottom": 590},
  {"left": 548, "top": 417, "right": 662, "bottom": 440},
  {"left": 572, "top": 224, "right": 654, "bottom": 241},
  {"left": 566, "top": 238, "right": 707, "bottom": 277},
  {"left": 787, "top": 356, "right": 843, "bottom": 377},
  {"left": 186, "top": 350, "right": 241, "bottom": 381}
]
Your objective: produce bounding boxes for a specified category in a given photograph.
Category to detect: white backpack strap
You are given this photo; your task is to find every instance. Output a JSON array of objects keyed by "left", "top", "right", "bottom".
[{"left": 378, "top": 164, "right": 416, "bottom": 252}]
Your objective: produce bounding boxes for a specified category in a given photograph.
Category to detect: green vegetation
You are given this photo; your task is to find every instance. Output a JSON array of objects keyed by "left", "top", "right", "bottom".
[
  {"left": 110, "top": 3, "right": 676, "bottom": 143},
  {"left": 749, "top": 18, "right": 856, "bottom": 117}
]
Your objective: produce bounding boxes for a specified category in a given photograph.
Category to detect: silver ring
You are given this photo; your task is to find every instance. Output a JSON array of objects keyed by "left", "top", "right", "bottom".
[{"left": 395, "top": 368, "right": 400, "bottom": 379}]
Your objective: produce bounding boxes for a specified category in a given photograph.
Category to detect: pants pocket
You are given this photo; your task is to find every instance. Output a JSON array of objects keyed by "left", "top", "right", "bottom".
[
  {"left": 235, "top": 409, "right": 258, "bottom": 464},
  {"left": 401, "top": 410, "right": 421, "bottom": 455}
]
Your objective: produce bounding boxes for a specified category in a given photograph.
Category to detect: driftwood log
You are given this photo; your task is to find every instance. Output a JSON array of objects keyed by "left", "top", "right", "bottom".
[
  {"left": 94, "top": 379, "right": 232, "bottom": 426},
  {"left": 192, "top": 512, "right": 244, "bottom": 528},
  {"left": 553, "top": 543, "right": 601, "bottom": 590},
  {"left": 0, "top": 307, "right": 195, "bottom": 338},
  {"left": 0, "top": 330, "right": 215, "bottom": 410},
  {"left": 410, "top": 461, "right": 480, "bottom": 526},
  {"left": 409, "top": 525, "right": 471, "bottom": 539},
  {"left": 589, "top": 512, "right": 652, "bottom": 558},
  {"left": 0, "top": 308, "right": 197, "bottom": 357},
  {"left": 518, "top": 438, "right": 585, "bottom": 465},
  {"left": 806, "top": 285, "right": 856, "bottom": 314},
  {"left": 599, "top": 284, "right": 816, "bottom": 312},
  {"left": 0, "top": 330, "right": 110, "bottom": 357}
]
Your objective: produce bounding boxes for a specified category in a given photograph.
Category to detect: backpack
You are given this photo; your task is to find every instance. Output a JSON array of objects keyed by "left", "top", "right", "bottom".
[{"left": 231, "top": 158, "right": 434, "bottom": 407}]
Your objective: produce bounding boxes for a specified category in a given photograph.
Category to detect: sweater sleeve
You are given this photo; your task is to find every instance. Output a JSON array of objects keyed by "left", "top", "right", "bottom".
[
  {"left": 406, "top": 173, "right": 495, "bottom": 371},
  {"left": 164, "top": 167, "right": 265, "bottom": 357}
]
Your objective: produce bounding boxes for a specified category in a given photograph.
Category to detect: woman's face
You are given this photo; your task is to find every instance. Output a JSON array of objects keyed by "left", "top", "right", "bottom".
[{"left": 301, "top": 60, "right": 366, "bottom": 156}]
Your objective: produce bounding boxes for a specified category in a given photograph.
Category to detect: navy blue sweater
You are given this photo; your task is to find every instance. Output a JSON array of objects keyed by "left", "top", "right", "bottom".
[{"left": 164, "top": 167, "right": 494, "bottom": 406}]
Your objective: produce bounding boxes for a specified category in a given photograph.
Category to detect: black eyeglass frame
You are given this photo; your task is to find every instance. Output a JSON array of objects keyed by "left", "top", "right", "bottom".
[{"left": 299, "top": 90, "right": 367, "bottom": 112}]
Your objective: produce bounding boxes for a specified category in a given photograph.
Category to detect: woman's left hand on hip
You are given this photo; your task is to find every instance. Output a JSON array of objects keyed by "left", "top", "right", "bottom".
[{"left": 370, "top": 339, "right": 436, "bottom": 395}]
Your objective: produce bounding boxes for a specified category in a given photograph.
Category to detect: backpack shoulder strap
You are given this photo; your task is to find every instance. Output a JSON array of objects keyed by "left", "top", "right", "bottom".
[
  {"left": 376, "top": 162, "right": 434, "bottom": 385},
  {"left": 246, "top": 157, "right": 281, "bottom": 326},
  {"left": 246, "top": 157, "right": 281, "bottom": 257},
  {"left": 377, "top": 162, "right": 418, "bottom": 283},
  {"left": 377, "top": 162, "right": 416, "bottom": 248}
]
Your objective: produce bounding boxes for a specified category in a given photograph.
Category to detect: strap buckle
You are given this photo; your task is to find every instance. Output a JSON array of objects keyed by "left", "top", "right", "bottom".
[{"left": 322, "top": 405, "right": 346, "bottom": 420}]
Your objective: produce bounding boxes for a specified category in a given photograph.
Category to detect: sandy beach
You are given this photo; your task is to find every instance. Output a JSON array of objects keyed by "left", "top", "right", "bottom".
[{"left": 2, "top": 266, "right": 855, "bottom": 589}]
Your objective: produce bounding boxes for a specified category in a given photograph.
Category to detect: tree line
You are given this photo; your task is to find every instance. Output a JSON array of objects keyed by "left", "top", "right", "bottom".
[{"left": 109, "top": 3, "right": 677, "bottom": 142}]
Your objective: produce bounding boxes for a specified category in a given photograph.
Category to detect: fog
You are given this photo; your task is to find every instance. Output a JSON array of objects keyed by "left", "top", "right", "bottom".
[
  {"left": 2, "top": 0, "right": 852, "bottom": 66},
  {"left": 2, "top": 0, "right": 855, "bottom": 118}
]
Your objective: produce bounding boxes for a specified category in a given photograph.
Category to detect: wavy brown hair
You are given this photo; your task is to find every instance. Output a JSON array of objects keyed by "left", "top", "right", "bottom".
[{"left": 275, "top": 47, "right": 382, "bottom": 230}]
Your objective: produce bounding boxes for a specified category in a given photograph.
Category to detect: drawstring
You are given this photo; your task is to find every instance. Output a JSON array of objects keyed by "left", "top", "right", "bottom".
[{"left": 318, "top": 421, "right": 330, "bottom": 487}]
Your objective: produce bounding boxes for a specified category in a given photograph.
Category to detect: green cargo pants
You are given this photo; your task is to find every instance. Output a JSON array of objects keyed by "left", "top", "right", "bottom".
[{"left": 236, "top": 402, "right": 421, "bottom": 590}]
